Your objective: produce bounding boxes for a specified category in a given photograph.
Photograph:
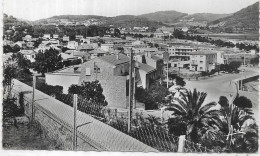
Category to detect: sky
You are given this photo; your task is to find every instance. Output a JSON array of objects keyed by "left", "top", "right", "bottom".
[{"left": 3, "top": 0, "right": 259, "bottom": 21}]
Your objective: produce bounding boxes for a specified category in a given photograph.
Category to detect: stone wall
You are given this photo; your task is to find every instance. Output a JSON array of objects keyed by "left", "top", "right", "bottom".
[
  {"left": 11, "top": 79, "right": 158, "bottom": 152},
  {"left": 11, "top": 87, "right": 98, "bottom": 151}
]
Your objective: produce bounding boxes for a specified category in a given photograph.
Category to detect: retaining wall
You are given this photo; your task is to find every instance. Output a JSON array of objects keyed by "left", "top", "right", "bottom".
[{"left": 11, "top": 79, "right": 157, "bottom": 152}]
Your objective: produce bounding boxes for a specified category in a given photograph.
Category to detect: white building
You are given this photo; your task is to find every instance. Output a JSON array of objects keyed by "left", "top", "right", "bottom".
[
  {"left": 19, "top": 50, "right": 36, "bottom": 62},
  {"left": 167, "top": 46, "right": 194, "bottom": 68},
  {"left": 100, "top": 44, "right": 114, "bottom": 52},
  {"left": 189, "top": 51, "right": 217, "bottom": 72},
  {"left": 67, "top": 41, "right": 79, "bottom": 49}
]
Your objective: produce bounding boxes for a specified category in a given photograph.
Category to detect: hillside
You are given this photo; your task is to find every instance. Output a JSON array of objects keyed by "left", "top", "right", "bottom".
[
  {"left": 209, "top": 2, "right": 259, "bottom": 31},
  {"left": 101, "top": 15, "right": 166, "bottom": 28},
  {"left": 181, "top": 13, "right": 231, "bottom": 22},
  {"left": 139, "top": 10, "right": 187, "bottom": 23},
  {"left": 3, "top": 13, "right": 29, "bottom": 26},
  {"left": 31, "top": 14, "right": 166, "bottom": 28}
]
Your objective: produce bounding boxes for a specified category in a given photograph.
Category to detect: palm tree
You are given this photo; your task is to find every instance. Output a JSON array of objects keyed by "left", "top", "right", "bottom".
[
  {"left": 165, "top": 88, "right": 222, "bottom": 143},
  {"left": 220, "top": 96, "right": 254, "bottom": 147}
]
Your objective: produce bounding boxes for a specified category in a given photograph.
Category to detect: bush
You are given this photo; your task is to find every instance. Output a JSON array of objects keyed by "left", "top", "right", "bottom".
[
  {"left": 218, "top": 96, "right": 229, "bottom": 108},
  {"left": 3, "top": 97, "right": 24, "bottom": 118},
  {"left": 233, "top": 96, "right": 253, "bottom": 108},
  {"left": 135, "top": 87, "right": 157, "bottom": 110},
  {"left": 68, "top": 80, "right": 107, "bottom": 106},
  {"left": 167, "top": 116, "right": 187, "bottom": 136},
  {"left": 176, "top": 76, "right": 186, "bottom": 86},
  {"left": 37, "top": 83, "right": 63, "bottom": 97}
]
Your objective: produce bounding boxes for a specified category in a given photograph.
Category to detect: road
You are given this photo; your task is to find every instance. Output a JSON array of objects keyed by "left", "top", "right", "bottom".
[{"left": 184, "top": 67, "right": 259, "bottom": 123}]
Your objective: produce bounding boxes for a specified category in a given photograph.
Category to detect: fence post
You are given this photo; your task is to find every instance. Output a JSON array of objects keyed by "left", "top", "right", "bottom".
[
  {"left": 73, "top": 94, "right": 78, "bottom": 150},
  {"left": 32, "top": 75, "right": 36, "bottom": 122},
  {"left": 178, "top": 135, "right": 185, "bottom": 152}
]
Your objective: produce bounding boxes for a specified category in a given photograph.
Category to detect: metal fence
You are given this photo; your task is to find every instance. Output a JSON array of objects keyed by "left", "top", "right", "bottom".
[{"left": 28, "top": 77, "right": 212, "bottom": 152}]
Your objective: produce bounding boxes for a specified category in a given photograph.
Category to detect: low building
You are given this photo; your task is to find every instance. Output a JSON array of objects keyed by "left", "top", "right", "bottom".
[
  {"left": 67, "top": 41, "right": 79, "bottom": 49},
  {"left": 75, "top": 35, "right": 83, "bottom": 40},
  {"left": 100, "top": 44, "right": 114, "bottom": 52},
  {"left": 53, "top": 34, "right": 59, "bottom": 39},
  {"left": 45, "top": 65, "right": 81, "bottom": 93},
  {"left": 189, "top": 51, "right": 217, "bottom": 72},
  {"left": 89, "top": 49, "right": 109, "bottom": 59},
  {"left": 134, "top": 52, "right": 164, "bottom": 89},
  {"left": 63, "top": 36, "right": 70, "bottom": 42},
  {"left": 19, "top": 50, "right": 36, "bottom": 62},
  {"left": 43, "top": 34, "right": 51, "bottom": 40},
  {"left": 76, "top": 44, "right": 95, "bottom": 52}
]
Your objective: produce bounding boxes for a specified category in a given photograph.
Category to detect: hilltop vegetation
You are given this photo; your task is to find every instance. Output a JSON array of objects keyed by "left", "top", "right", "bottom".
[
  {"left": 181, "top": 13, "right": 231, "bottom": 22},
  {"left": 209, "top": 2, "right": 259, "bottom": 31},
  {"left": 139, "top": 10, "right": 187, "bottom": 23}
]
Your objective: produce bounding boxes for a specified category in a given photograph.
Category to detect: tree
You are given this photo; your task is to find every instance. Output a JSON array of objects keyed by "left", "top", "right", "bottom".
[
  {"left": 135, "top": 87, "right": 157, "bottom": 110},
  {"left": 68, "top": 81, "right": 107, "bottom": 106},
  {"left": 114, "top": 28, "right": 121, "bottom": 38},
  {"left": 250, "top": 56, "right": 259, "bottom": 66},
  {"left": 165, "top": 88, "right": 222, "bottom": 143},
  {"left": 233, "top": 96, "right": 253, "bottom": 108},
  {"left": 229, "top": 61, "right": 241, "bottom": 72},
  {"left": 175, "top": 76, "right": 186, "bottom": 86},
  {"left": 218, "top": 96, "right": 229, "bottom": 108},
  {"left": 33, "top": 48, "right": 63, "bottom": 75}
]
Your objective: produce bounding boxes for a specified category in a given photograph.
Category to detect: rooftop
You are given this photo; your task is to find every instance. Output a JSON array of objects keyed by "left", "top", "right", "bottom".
[
  {"left": 99, "top": 54, "right": 129, "bottom": 65},
  {"left": 137, "top": 62, "right": 156, "bottom": 73},
  {"left": 190, "top": 50, "right": 217, "bottom": 55},
  {"left": 19, "top": 50, "right": 36, "bottom": 55},
  {"left": 77, "top": 44, "right": 94, "bottom": 50},
  {"left": 46, "top": 65, "right": 81, "bottom": 75}
]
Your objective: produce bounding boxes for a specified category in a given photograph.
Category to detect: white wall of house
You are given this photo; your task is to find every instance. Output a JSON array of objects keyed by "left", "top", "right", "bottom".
[
  {"left": 45, "top": 74, "right": 80, "bottom": 94},
  {"left": 217, "top": 52, "right": 224, "bottom": 64},
  {"left": 138, "top": 69, "right": 148, "bottom": 89}
]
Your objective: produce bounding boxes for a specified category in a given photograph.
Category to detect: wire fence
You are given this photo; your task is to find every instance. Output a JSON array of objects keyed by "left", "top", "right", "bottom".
[
  {"left": 55, "top": 93, "right": 179, "bottom": 152},
  {"left": 183, "top": 139, "right": 213, "bottom": 153},
  {"left": 30, "top": 78, "right": 212, "bottom": 152}
]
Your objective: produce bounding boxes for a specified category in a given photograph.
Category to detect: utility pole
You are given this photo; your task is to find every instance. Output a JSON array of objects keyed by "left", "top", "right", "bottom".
[
  {"left": 167, "top": 61, "right": 169, "bottom": 88},
  {"left": 128, "top": 48, "right": 133, "bottom": 133},
  {"left": 73, "top": 94, "right": 78, "bottom": 151},
  {"left": 244, "top": 54, "right": 246, "bottom": 65},
  {"left": 32, "top": 75, "right": 36, "bottom": 121},
  {"left": 133, "top": 65, "right": 136, "bottom": 109}
]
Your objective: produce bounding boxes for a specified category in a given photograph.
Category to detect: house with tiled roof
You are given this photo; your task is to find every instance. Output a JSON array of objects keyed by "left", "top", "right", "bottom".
[
  {"left": 78, "top": 54, "right": 132, "bottom": 108},
  {"left": 89, "top": 49, "right": 109, "bottom": 59},
  {"left": 76, "top": 44, "right": 95, "bottom": 52},
  {"left": 134, "top": 52, "right": 164, "bottom": 89}
]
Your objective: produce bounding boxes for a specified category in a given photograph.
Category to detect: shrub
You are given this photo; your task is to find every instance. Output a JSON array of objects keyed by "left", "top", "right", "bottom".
[
  {"left": 218, "top": 96, "right": 229, "bottom": 108},
  {"left": 233, "top": 96, "right": 253, "bottom": 108}
]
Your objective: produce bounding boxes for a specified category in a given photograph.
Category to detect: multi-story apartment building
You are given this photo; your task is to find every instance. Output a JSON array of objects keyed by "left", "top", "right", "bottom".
[{"left": 167, "top": 46, "right": 194, "bottom": 68}]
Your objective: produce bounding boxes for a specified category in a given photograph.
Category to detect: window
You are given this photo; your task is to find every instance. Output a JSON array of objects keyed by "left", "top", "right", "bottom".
[
  {"left": 31, "top": 55, "right": 35, "bottom": 58},
  {"left": 94, "top": 67, "right": 100, "bottom": 73},
  {"left": 200, "top": 61, "right": 203, "bottom": 63},
  {"left": 200, "top": 67, "right": 203, "bottom": 69},
  {"left": 85, "top": 68, "right": 91, "bottom": 76}
]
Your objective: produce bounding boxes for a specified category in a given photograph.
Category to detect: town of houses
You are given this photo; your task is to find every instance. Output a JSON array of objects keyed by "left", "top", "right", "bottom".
[{"left": 3, "top": 25, "right": 259, "bottom": 109}]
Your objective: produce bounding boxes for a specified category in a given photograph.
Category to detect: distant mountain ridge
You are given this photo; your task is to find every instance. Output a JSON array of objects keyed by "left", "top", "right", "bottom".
[
  {"left": 139, "top": 10, "right": 187, "bottom": 23},
  {"left": 4, "top": 1, "right": 259, "bottom": 32},
  {"left": 209, "top": 2, "right": 259, "bottom": 30}
]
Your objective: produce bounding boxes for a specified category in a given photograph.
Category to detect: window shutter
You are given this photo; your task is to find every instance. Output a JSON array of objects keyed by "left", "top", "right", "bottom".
[{"left": 85, "top": 67, "right": 91, "bottom": 76}]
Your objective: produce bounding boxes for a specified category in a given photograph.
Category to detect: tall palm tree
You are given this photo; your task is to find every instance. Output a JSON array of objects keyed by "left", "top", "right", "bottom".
[{"left": 165, "top": 88, "right": 222, "bottom": 142}]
